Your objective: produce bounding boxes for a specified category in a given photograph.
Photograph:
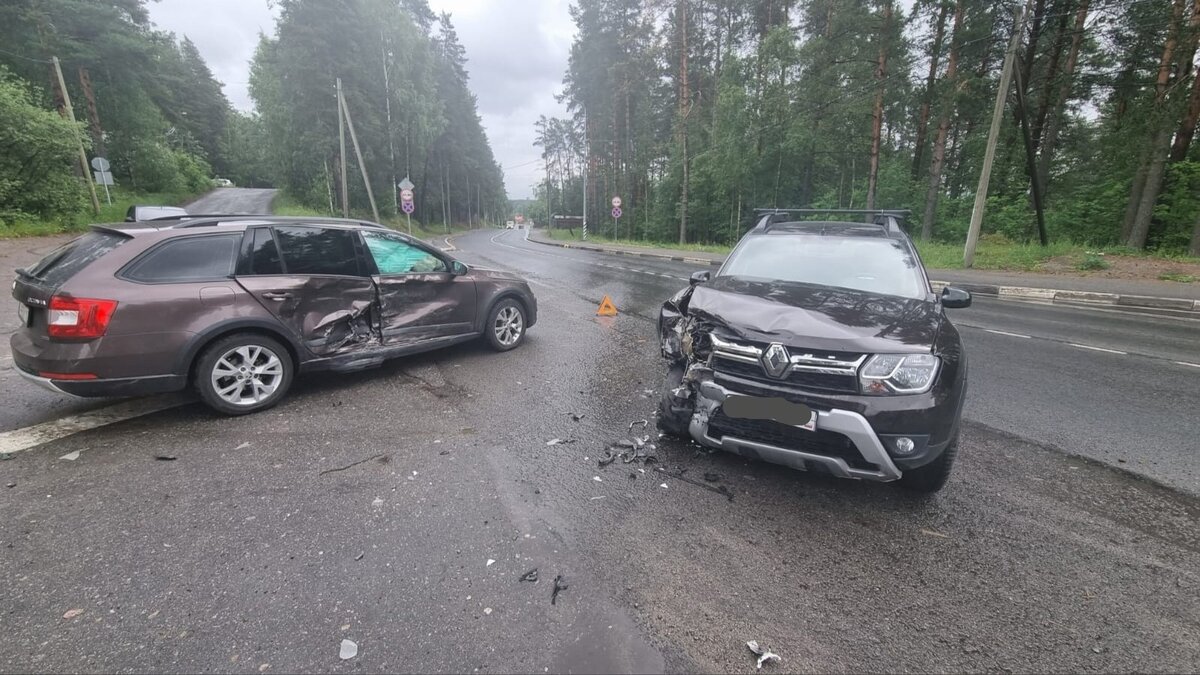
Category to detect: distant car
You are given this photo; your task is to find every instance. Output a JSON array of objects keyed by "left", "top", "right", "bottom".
[
  {"left": 657, "top": 208, "right": 971, "bottom": 493},
  {"left": 505, "top": 221, "right": 515, "bottom": 229},
  {"left": 11, "top": 216, "right": 538, "bottom": 415},
  {"left": 213, "top": 178, "right": 234, "bottom": 188},
  {"left": 125, "top": 205, "right": 188, "bottom": 222}
]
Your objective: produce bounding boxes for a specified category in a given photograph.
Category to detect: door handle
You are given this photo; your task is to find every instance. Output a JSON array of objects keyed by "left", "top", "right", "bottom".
[{"left": 262, "top": 291, "right": 293, "bottom": 301}]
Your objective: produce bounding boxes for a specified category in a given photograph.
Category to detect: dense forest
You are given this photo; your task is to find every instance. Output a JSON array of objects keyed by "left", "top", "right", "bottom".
[
  {"left": 0, "top": 0, "right": 507, "bottom": 230},
  {"left": 0, "top": 0, "right": 241, "bottom": 224},
  {"left": 250, "top": 0, "right": 507, "bottom": 227},
  {"left": 534, "top": 0, "right": 1200, "bottom": 255}
]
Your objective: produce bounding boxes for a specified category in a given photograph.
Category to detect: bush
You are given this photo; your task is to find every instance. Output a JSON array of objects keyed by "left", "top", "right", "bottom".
[{"left": 1077, "top": 252, "right": 1110, "bottom": 271}]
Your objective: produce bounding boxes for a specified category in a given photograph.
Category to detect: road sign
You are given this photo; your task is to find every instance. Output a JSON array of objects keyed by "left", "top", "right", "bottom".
[
  {"left": 90, "top": 156, "right": 110, "bottom": 172},
  {"left": 401, "top": 201, "right": 415, "bottom": 215},
  {"left": 611, "top": 207, "right": 622, "bottom": 219},
  {"left": 398, "top": 177, "right": 414, "bottom": 191},
  {"left": 611, "top": 196, "right": 622, "bottom": 208},
  {"left": 400, "top": 188, "right": 414, "bottom": 202},
  {"left": 93, "top": 170, "right": 114, "bottom": 186}
]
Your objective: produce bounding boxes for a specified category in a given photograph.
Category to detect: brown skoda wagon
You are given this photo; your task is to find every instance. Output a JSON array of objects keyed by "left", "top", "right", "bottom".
[{"left": 11, "top": 216, "right": 537, "bottom": 415}]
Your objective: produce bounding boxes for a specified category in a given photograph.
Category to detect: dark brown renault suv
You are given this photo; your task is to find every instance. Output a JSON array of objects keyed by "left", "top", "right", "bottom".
[{"left": 11, "top": 216, "right": 537, "bottom": 414}]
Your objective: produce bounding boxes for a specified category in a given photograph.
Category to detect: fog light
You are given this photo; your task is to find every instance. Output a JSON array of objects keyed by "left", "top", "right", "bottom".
[{"left": 894, "top": 437, "right": 916, "bottom": 455}]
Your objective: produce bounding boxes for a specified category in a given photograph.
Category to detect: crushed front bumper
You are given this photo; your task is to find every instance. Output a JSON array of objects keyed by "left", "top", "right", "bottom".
[{"left": 687, "top": 379, "right": 902, "bottom": 482}]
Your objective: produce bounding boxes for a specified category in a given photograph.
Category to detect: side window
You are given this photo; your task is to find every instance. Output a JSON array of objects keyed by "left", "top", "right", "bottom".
[
  {"left": 247, "top": 227, "right": 283, "bottom": 275},
  {"left": 362, "top": 231, "right": 447, "bottom": 275},
  {"left": 274, "top": 226, "right": 362, "bottom": 276},
  {"left": 122, "top": 235, "right": 240, "bottom": 283}
]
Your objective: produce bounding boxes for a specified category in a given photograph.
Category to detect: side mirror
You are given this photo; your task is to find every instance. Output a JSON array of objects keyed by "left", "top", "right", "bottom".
[
  {"left": 451, "top": 260, "right": 469, "bottom": 276},
  {"left": 690, "top": 270, "right": 711, "bottom": 286},
  {"left": 941, "top": 286, "right": 972, "bottom": 309}
]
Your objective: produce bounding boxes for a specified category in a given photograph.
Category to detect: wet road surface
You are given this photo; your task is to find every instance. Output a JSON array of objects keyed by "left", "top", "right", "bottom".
[
  {"left": 1, "top": 227, "right": 1197, "bottom": 673},
  {"left": 185, "top": 187, "right": 277, "bottom": 214}
]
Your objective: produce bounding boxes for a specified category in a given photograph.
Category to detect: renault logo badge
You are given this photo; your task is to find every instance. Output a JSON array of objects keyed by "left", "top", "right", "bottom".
[{"left": 762, "top": 343, "right": 790, "bottom": 378}]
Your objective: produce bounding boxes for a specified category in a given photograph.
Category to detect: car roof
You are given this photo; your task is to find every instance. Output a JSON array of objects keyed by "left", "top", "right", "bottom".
[
  {"left": 96, "top": 215, "right": 392, "bottom": 236},
  {"left": 751, "top": 221, "right": 895, "bottom": 238}
]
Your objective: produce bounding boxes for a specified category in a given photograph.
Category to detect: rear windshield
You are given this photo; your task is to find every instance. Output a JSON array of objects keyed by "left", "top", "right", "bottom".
[
  {"left": 24, "top": 231, "right": 128, "bottom": 287},
  {"left": 720, "top": 234, "right": 927, "bottom": 300}
]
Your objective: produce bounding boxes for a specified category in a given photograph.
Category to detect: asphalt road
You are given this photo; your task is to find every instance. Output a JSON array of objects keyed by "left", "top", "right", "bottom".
[
  {"left": 185, "top": 187, "right": 277, "bottom": 214},
  {"left": 1, "top": 227, "right": 1198, "bottom": 673}
]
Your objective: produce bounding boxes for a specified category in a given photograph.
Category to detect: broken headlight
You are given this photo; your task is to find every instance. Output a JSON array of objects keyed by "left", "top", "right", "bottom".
[
  {"left": 682, "top": 324, "right": 713, "bottom": 361},
  {"left": 859, "top": 353, "right": 940, "bottom": 394}
]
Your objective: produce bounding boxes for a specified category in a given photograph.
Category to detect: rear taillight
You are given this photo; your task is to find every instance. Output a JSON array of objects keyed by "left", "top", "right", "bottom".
[{"left": 47, "top": 296, "right": 118, "bottom": 340}]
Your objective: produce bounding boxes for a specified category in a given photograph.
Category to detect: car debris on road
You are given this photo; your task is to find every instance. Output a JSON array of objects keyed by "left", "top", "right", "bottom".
[
  {"left": 746, "top": 640, "right": 781, "bottom": 669},
  {"left": 551, "top": 575, "right": 569, "bottom": 605}
]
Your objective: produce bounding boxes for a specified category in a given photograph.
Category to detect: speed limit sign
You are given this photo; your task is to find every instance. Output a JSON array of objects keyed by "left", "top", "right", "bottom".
[
  {"left": 611, "top": 196, "right": 622, "bottom": 208},
  {"left": 400, "top": 189, "right": 414, "bottom": 202}
]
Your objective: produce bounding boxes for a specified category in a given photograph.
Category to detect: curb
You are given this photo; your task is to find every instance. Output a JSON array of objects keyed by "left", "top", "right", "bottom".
[{"left": 526, "top": 231, "right": 1199, "bottom": 314}]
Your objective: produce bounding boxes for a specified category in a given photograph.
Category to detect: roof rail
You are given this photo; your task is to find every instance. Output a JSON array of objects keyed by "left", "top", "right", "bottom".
[
  {"left": 146, "top": 213, "right": 254, "bottom": 221},
  {"left": 752, "top": 208, "right": 910, "bottom": 236}
]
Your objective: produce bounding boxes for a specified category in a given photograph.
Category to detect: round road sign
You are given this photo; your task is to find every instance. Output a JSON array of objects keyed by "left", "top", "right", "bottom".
[
  {"left": 612, "top": 207, "right": 622, "bottom": 219},
  {"left": 90, "top": 156, "right": 110, "bottom": 172},
  {"left": 400, "top": 189, "right": 414, "bottom": 202},
  {"left": 401, "top": 201, "right": 415, "bottom": 215},
  {"left": 611, "top": 196, "right": 622, "bottom": 208}
]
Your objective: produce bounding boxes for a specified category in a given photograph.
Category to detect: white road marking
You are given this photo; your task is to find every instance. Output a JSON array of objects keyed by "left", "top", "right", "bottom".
[
  {"left": 984, "top": 329, "right": 1031, "bottom": 339},
  {"left": 1175, "top": 361, "right": 1200, "bottom": 369},
  {"left": 1068, "top": 343, "right": 1127, "bottom": 355},
  {"left": 0, "top": 395, "right": 189, "bottom": 455}
]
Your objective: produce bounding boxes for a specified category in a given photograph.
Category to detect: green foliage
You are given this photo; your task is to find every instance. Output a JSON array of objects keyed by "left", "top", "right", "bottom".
[
  {"left": 0, "top": 67, "right": 87, "bottom": 224},
  {"left": 1158, "top": 272, "right": 1196, "bottom": 283},
  {"left": 1077, "top": 252, "right": 1110, "bottom": 271}
]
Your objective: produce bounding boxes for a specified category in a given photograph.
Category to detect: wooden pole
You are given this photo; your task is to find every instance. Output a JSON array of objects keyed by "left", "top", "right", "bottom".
[
  {"left": 964, "top": 5, "right": 1027, "bottom": 267},
  {"left": 337, "top": 78, "right": 349, "bottom": 217},
  {"left": 339, "top": 86, "right": 380, "bottom": 223},
  {"left": 53, "top": 57, "right": 100, "bottom": 215}
]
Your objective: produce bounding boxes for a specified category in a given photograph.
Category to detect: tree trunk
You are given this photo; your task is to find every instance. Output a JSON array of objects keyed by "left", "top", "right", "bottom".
[
  {"left": 1190, "top": 210, "right": 1200, "bottom": 255},
  {"left": 678, "top": 0, "right": 690, "bottom": 245},
  {"left": 1170, "top": 66, "right": 1200, "bottom": 161},
  {"left": 912, "top": 2, "right": 949, "bottom": 182},
  {"left": 1032, "top": 6, "right": 1070, "bottom": 146},
  {"left": 921, "top": 0, "right": 964, "bottom": 241},
  {"left": 866, "top": 2, "right": 893, "bottom": 211},
  {"left": 1126, "top": 125, "right": 1174, "bottom": 248},
  {"left": 1036, "top": 0, "right": 1089, "bottom": 198}
]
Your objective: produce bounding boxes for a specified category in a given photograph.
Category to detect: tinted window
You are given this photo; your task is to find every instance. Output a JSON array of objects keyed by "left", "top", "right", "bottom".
[
  {"left": 123, "top": 235, "right": 240, "bottom": 282},
  {"left": 720, "top": 234, "right": 926, "bottom": 299},
  {"left": 247, "top": 227, "right": 283, "bottom": 275},
  {"left": 275, "top": 226, "right": 362, "bottom": 276},
  {"left": 362, "top": 231, "right": 447, "bottom": 274},
  {"left": 26, "top": 231, "right": 128, "bottom": 287}
]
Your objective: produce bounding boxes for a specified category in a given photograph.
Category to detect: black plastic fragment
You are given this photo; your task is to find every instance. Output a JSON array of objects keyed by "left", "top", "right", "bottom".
[
  {"left": 551, "top": 575, "right": 569, "bottom": 604},
  {"left": 519, "top": 568, "right": 539, "bottom": 583}
]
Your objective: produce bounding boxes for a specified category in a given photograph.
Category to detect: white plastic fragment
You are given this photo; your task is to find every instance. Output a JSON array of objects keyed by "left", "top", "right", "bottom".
[
  {"left": 339, "top": 639, "right": 358, "bottom": 660},
  {"left": 371, "top": 497, "right": 384, "bottom": 509},
  {"left": 660, "top": 483, "right": 668, "bottom": 489},
  {"left": 593, "top": 476, "right": 603, "bottom": 483},
  {"left": 60, "top": 451, "right": 81, "bottom": 461},
  {"left": 234, "top": 442, "right": 251, "bottom": 450},
  {"left": 483, "top": 607, "right": 493, "bottom": 615},
  {"left": 746, "top": 641, "right": 781, "bottom": 669},
  {"left": 487, "top": 559, "right": 496, "bottom": 566}
]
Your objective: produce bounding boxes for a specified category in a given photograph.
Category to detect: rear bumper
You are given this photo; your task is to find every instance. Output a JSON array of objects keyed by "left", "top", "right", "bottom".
[
  {"left": 14, "top": 362, "right": 185, "bottom": 398},
  {"left": 687, "top": 380, "right": 909, "bottom": 482}
]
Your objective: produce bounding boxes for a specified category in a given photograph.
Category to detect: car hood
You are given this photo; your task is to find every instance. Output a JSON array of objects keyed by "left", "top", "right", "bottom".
[
  {"left": 687, "top": 276, "right": 941, "bottom": 354},
  {"left": 470, "top": 266, "right": 525, "bottom": 284}
]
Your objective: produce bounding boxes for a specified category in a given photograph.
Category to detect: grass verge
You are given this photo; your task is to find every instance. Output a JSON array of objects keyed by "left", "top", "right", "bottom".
[
  {"left": 0, "top": 189, "right": 198, "bottom": 238},
  {"left": 271, "top": 193, "right": 479, "bottom": 241}
]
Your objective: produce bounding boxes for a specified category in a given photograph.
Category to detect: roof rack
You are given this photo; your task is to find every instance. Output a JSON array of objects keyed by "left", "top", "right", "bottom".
[
  {"left": 752, "top": 208, "right": 910, "bottom": 236},
  {"left": 163, "top": 215, "right": 390, "bottom": 230}
]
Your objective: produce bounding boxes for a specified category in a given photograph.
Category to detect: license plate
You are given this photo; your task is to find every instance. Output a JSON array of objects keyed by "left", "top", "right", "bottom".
[
  {"left": 723, "top": 394, "right": 817, "bottom": 431},
  {"left": 17, "top": 303, "right": 28, "bottom": 326}
]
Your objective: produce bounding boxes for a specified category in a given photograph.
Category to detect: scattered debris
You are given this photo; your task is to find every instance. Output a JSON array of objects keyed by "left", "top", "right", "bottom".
[
  {"left": 320, "top": 454, "right": 386, "bottom": 475},
  {"left": 660, "top": 483, "right": 669, "bottom": 489},
  {"left": 62, "top": 608, "right": 84, "bottom": 620},
  {"left": 920, "top": 528, "right": 950, "bottom": 539},
  {"left": 259, "top": 664, "right": 270, "bottom": 672},
  {"left": 551, "top": 575, "right": 569, "bottom": 605},
  {"left": 155, "top": 455, "right": 177, "bottom": 461},
  {"left": 371, "top": 497, "right": 384, "bottom": 509},
  {"left": 339, "top": 639, "right": 358, "bottom": 660},
  {"left": 628, "top": 473, "right": 637, "bottom": 480},
  {"left": 519, "top": 568, "right": 539, "bottom": 583},
  {"left": 657, "top": 467, "right": 734, "bottom": 501},
  {"left": 487, "top": 559, "right": 496, "bottom": 567},
  {"left": 593, "top": 476, "right": 603, "bottom": 483},
  {"left": 546, "top": 438, "right": 576, "bottom": 446},
  {"left": 6, "top": 483, "right": 16, "bottom": 488},
  {"left": 483, "top": 607, "right": 493, "bottom": 615},
  {"left": 439, "top": 450, "right": 451, "bottom": 456},
  {"left": 590, "top": 496, "right": 606, "bottom": 500},
  {"left": 354, "top": 552, "right": 364, "bottom": 561},
  {"left": 60, "top": 451, "right": 81, "bottom": 461},
  {"left": 569, "top": 413, "right": 585, "bottom": 422},
  {"left": 234, "top": 442, "right": 251, "bottom": 450},
  {"left": 0, "top": 453, "right": 13, "bottom": 461},
  {"left": 598, "top": 451, "right": 617, "bottom": 466},
  {"left": 746, "top": 641, "right": 781, "bottom": 669},
  {"left": 628, "top": 419, "right": 648, "bottom": 432}
]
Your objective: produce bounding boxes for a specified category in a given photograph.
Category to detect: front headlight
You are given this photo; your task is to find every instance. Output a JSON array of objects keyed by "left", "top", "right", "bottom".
[{"left": 859, "top": 353, "right": 940, "bottom": 394}]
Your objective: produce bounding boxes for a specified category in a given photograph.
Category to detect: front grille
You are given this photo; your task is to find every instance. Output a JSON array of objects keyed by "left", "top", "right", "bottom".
[
  {"left": 708, "top": 411, "right": 875, "bottom": 471},
  {"left": 713, "top": 355, "right": 860, "bottom": 393}
]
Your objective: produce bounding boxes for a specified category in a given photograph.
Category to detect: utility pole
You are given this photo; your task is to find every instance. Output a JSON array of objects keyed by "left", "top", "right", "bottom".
[
  {"left": 52, "top": 57, "right": 100, "bottom": 215},
  {"left": 582, "top": 109, "right": 588, "bottom": 241},
  {"left": 381, "top": 31, "right": 399, "bottom": 215},
  {"left": 544, "top": 158, "right": 552, "bottom": 231},
  {"left": 336, "top": 78, "right": 349, "bottom": 217},
  {"left": 677, "top": 0, "right": 690, "bottom": 245},
  {"left": 338, "top": 84, "right": 381, "bottom": 223},
  {"left": 964, "top": 5, "right": 1027, "bottom": 267}
]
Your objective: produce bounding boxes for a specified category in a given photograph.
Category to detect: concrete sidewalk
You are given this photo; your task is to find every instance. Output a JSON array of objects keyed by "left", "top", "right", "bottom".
[{"left": 526, "top": 229, "right": 1200, "bottom": 313}]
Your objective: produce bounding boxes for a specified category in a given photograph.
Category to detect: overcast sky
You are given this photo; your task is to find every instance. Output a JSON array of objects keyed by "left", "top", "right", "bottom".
[{"left": 145, "top": 0, "right": 575, "bottom": 199}]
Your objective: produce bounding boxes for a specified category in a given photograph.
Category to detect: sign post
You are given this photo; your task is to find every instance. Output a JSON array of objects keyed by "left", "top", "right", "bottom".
[
  {"left": 611, "top": 196, "right": 622, "bottom": 238},
  {"left": 399, "top": 177, "right": 415, "bottom": 234},
  {"left": 90, "top": 156, "right": 112, "bottom": 205}
]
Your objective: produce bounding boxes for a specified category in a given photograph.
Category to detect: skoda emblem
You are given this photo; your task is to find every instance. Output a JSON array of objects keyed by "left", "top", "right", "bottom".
[{"left": 762, "top": 343, "right": 790, "bottom": 378}]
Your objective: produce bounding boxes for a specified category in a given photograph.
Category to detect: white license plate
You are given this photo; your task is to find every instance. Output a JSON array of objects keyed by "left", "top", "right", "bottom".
[
  {"left": 723, "top": 394, "right": 817, "bottom": 431},
  {"left": 17, "top": 303, "right": 28, "bottom": 326}
]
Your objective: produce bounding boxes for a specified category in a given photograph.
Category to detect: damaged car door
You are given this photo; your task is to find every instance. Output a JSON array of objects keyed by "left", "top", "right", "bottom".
[
  {"left": 236, "top": 225, "right": 380, "bottom": 356},
  {"left": 360, "top": 230, "right": 477, "bottom": 345}
]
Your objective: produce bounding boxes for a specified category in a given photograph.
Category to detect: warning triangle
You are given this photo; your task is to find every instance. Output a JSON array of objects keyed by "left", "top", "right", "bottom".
[{"left": 596, "top": 295, "right": 618, "bottom": 316}]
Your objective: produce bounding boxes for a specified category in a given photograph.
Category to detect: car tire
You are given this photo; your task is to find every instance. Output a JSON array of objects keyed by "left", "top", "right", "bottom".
[
  {"left": 485, "top": 298, "right": 527, "bottom": 351},
  {"left": 656, "top": 363, "right": 691, "bottom": 438},
  {"left": 194, "top": 333, "right": 294, "bottom": 416},
  {"left": 898, "top": 433, "right": 958, "bottom": 493}
]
